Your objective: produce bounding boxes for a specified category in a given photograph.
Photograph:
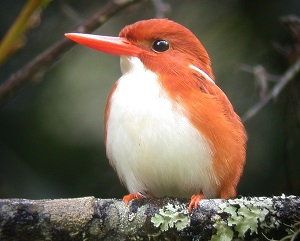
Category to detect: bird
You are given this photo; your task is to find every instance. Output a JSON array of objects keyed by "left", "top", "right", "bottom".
[{"left": 65, "top": 18, "right": 247, "bottom": 212}]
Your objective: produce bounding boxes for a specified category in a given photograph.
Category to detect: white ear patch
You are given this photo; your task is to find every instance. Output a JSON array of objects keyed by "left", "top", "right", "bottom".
[{"left": 189, "top": 64, "right": 215, "bottom": 84}]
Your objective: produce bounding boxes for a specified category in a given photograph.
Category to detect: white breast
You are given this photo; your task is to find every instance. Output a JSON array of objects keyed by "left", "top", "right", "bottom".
[{"left": 105, "top": 56, "right": 218, "bottom": 198}]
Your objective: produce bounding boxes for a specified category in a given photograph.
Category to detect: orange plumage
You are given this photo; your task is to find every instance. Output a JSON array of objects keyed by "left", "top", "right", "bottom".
[{"left": 65, "top": 19, "right": 247, "bottom": 211}]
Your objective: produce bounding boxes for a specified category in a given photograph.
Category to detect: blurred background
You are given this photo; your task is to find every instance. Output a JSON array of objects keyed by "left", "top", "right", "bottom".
[{"left": 0, "top": 0, "right": 299, "bottom": 200}]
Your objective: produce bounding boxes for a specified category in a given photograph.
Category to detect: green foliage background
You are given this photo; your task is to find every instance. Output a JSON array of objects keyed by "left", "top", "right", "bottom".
[{"left": 0, "top": 0, "right": 299, "bottom": 199}]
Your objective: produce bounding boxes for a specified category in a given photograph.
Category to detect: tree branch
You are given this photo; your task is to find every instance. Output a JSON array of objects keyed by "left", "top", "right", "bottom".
[
  {"left": 0, "top": 0, "right": 45, "bottom": 64},
  {"left": 0, "top": 196, "right": 299, "bottom": 240},
  {"left": 0, "top": 0, "right": 142, "bottom": 106},
  {"left": 242, "top": 57, "right": 300, "bottom": 122},
  {"left": 242, "top": 15, "right": 300, "bottom": 123}
]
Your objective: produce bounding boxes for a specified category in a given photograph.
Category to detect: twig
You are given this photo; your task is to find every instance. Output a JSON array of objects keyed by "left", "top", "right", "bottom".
[
  {"left": 58, "top": 0, "right": 83, "bottom": 22},
  {"left": 242, "top": 57, "right": 300, "bottom": 122},
  {"left": 0, "top": 0, "right": 44, "bottom": 64},
  {"left": 240, "top": 65, "right": 272, "bottom": 100},
  {"left": 0, "top": 0, "right": 142, "bottom": 106},
  {"left": 240, "top": 64, "right": 279, "bottom": 82}
]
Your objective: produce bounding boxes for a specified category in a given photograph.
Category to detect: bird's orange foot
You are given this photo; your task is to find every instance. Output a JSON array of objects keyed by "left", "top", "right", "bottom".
[
  {"left": 188, "top": 194, "right": 204, "bottom": 212},
  {"left": 123, "top": 193, "right": 142, "bottom": 205}
]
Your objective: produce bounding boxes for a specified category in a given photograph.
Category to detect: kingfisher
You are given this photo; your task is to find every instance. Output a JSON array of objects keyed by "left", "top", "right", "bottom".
[{"left": 65, "top": 19, "right": 247, "bottom": 211}]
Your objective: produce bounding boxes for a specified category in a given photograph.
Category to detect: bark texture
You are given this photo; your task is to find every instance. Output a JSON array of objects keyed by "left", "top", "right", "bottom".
[{"left": 0, "top": 196, "right": 299, "bottom": 240}]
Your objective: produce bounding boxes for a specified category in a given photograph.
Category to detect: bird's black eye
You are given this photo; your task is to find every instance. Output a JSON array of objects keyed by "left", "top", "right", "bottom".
[{"left": 152, "top": 40, "right": 170, "bottom": 52}]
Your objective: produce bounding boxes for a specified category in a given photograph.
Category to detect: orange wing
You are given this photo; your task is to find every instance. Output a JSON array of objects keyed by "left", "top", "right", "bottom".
[{"left": 160, "top": 70, "right": 247, "bottom": 198}]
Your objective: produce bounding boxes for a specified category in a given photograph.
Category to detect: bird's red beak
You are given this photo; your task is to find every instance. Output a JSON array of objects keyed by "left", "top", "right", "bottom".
[{"left": 65, "top": 33, "right": 146, "bottom": 57}]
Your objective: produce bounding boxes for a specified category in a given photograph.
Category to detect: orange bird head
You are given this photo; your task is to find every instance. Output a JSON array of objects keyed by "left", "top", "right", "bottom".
[{"left": 65, "top": 19, "right": 247, "bottom": 211}]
